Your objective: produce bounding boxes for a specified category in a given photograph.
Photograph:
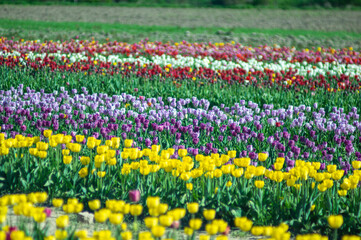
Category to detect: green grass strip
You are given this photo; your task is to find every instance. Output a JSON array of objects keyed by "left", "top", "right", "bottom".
[{"left": 1, "top": 18, "right": 361, "bottom": 40}]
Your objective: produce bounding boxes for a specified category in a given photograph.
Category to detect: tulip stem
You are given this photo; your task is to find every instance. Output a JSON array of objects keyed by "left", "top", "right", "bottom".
[{"left": 333, "top": 229, "right": 338, "bottom": 240}]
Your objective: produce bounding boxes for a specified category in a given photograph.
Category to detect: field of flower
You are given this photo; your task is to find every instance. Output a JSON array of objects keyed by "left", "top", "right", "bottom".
[{"left": 1, "top": 36, "right": 361, "bottom": 240}]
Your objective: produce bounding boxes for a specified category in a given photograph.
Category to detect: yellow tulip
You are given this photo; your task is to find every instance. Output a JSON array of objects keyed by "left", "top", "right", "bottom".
[
  {"left": 33, "top": 212, "right": 47, "bottom": 223},
  {"left": 352, "top": 161, "right": 361, "bottom": 169},
  {"left": 205, "top": 223, "right": 218, "bottom": 235},
  {"left": 151, "top": 226, "right": 166, "bottom": 237},
  {"left": 338, "top": 190, "right": 348, "bottom": 197},
  {"left": 189, "top": 218, "right": 202, "bottom": 230},
  {"left": 75, "top": 135, "right": 85, "bottom": 143},
  {"left": 251, "top": 226, "right": 263, "bottom": 236},
  {"left": 203, "top": 209, "right": 216, "bottom": 221},
  {"left": 63, "top": 156, "right": 72, "bottom": 165},
  {"left": 121, "top": 231, "right": 132, "bottom": 240},
  {"left": 43, "top": 129, "right": 52, "bottom": 138},
  {"left": 97, "top": 171, "right": 106, "bottom": 178},
  {"left": 184, "top": 227, "right": 194, "bottom": 236},
  {"left": 55, "top": 230, "right": 67, "bottom": 240},
  {"left": 80, "top": 156, "right": 90, "bottom": 165},
  {"left": 52, "top": 198, "right": 64, "bottom": 208},
  {"left": 74, "top": 230, "right": 87, "bottom": 238},
  {"left": 130, "top": 204, "right": 143, "bottom": 216},
  {"left": 254, "top": 180, "right": 265, "bottom": 189},
  {"left": 78, "top": 167, "right": 88, "bottom": 178},
  {"left": 124, "top": 139, "right": 133, "bottom": 148},
  {"left": 88, "top": 199, "right": 101, "bottom": 211},
  {"left": 199, "top": 235, "right": 210, "bottom": 240},
  {"left": 158, "top": 203, "right": 169, "bottom": 214},
  {"left": 258, "top": 153, "right": 268, "bottom": 162},
  {"left": 178, "top": 149, "right": 188, "bottom": 158},
  {"left": 147, "top": 196, "right": 160, "bottom": 209},
  {"left": 144, "top": 217, "right": 158, "bottom": 229},
  {"left": 94, "top": 209, "right": 109, "bottom": 223},
  {"left": 187, "top": 203, "right": 199, "bottom": 214},
  {"left": 109, "top": 213, "right": 123, "bottom": 225},
  {"left": 159, "top": 214, "right": 173, "bottom": 227},
  {"left": 56, "top": 215, "right": 69, "bottom": 228},
  {"left": 328, "top": 215, "right": 343, "bottom": 229}
]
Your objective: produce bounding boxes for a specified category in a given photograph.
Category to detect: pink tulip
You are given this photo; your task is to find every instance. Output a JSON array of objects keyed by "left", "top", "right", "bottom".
[
  {"left": 129, "top": 189, "right": 140, "bottom": 202},
  {"left": 43, "top": 207, "right": 52, "bottom": 217}
]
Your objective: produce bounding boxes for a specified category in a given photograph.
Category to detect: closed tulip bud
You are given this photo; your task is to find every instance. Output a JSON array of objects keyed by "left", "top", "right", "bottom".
[
  {"left": 251, "top": 226, "right": 263, "bottom": 236},
  {"left": 352, "top": 161, "right": 361, "bottom": 169},
  {"left": 178, "top": 149, "right": 188, "bottom": 157},
  {"left": 88, "top": 199, "right": 101, "bottom": 211},
  {"left": 151, "top": 226, "right": 166, "bottom": 237},
  {"left": 147, "top": 196, "right": 160, "bottom": 209},
  {"left": 56, "top": 215, "right": 69, "bottom": 228},
  {"left": 144, "top": 217, "right": 158, "bottom": 229},
  {"left": 130, "top": 204, "right": 143, "bottom": 216},
  {"left": 327, "top": 165, "right": 337, "bottom": 173},
  {"left": 240, "top": 219, "right": 253, "bottom": 232},
  {"left": 226, "top": 181, "right": 232, "bottom": 187},
  {"left": 121, "top": 231, "right": 132, "bottom": 240},
  {"left": 159, "top": 214, "right": 173, "bottom": 227},
  {"left": 158, "top": 203, "right": 168, "bottom": 214},
  {"left": 80, "top": 156, "right": 90, "bottom": 165},
  {"left": 186, "top": 183, "right": 193, "bottom": 191},
  {"left": 43, "top": 129, "right": 52, "bottom": 138},
  {"left": 124, "top": 139, "right": 133, "bottom": 148},
  {"left": 62, "top": 204, "right": 75, "bottom": 214},
  {"left": 78, "top": 167, "right": 88, "bottom": 178},
  {"left": 328, "top": 215, "right": 343, "bottom": 229},
  {"left": 254, "top": 180, "right": 265, "bottom": 189},
  {"left": 55, "top": 230, "right": 67, "bottom": 239},
  {"left": 189, "top": 218, "right": 202, "bottom": 230},
  {"left": 203, "top": 209, "right": 216, "bottom": 221},
  {"left": 187, "top": 203, "right": 199, "bottom": 214},
  {"left": 33, "top": 212, "right": 47, "bottom": 223},
  {"left": 76, "top": 135, "right": 85, "bottom": 143},
  {"left": 199, "top": 235, "right": 210, "bottom": 240},
  {"left": 258, "top": 153, "right": 268, "bottom": 162},
  {"left": 63, "top": 156, "right": 72, "bottom": 165},
  {"left": 138, "top": 232, "right": 152, "bottom": 240},
  {"left": 129, "top": 190, "right": 140, "bottom": 203},
  {"left": 338, "top": 190, "right": 348, "bottom": 196},
  {"left": 109, "top": 213, "right": 123, "bottom": 225},
  {"left": 206, "top": 224, "right": 218, "bottom": 235},
  {"left": 228, "top": 150, "right": 237, "bottom": 158},
  {"left": 74, "top": 203, "right": 83, "bottom": 213},
  {"left": 94, "top": 209, "right": 109, "bottom": 223},
  {"left": 75, "top": 230, "right": 87, "bottom": 238},
  {"left": 151, "top": 145, "right": 161, "bottom": 153},
  {"left": 38, "top": 151, "right": 47, "bottom": 159},
  {"left": 52, "top": 198, "right": 64, "bottom": 208},
  {"left": 184, "top": 227, "right": 194, "bottom": 236},
  {"left": 97, "top": 171, "right": 106, "bottom": 178}
]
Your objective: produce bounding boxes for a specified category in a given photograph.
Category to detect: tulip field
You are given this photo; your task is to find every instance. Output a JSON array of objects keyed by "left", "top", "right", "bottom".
[{"left": 1, "top": 36, "right": 361, "bottom": 240}]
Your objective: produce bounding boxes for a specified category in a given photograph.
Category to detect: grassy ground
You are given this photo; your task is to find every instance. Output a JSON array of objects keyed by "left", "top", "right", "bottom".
[
  {"left": 1, "top": 5, "right": 361, "bottom": 31},
  {"left": 0, "top": 5, "right": 361, "bottom": 48}
]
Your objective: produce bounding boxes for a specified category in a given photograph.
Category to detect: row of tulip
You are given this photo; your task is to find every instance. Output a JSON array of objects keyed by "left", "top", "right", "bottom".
[
  {"left": 1, "top": 85, "right": 360, "bottom": 174},
  {"left": 0, "top": 128, "right": 361, "bottom": 235},
  {"left": 0, "top": 192, "right": 358, "bottom": 240},
  {"left": 1, "top": 39, "right": 360, "bottom": 91},
  {"left": 2, "top": 51, "right": 360, "bottom": 78},
  {"left": 1, "top": 38, "right": 359, "bottom": 64}
]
